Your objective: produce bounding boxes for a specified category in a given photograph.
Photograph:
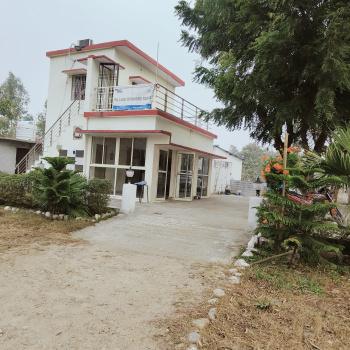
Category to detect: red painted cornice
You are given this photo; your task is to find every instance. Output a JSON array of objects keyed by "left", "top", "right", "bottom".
[{"left": 84, "top": 110, "right": 217, "bottom": 139}]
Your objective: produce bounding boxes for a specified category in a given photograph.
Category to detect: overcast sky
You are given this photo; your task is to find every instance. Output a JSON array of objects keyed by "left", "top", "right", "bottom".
[{"left": 0, "top": 0, "right": 256, "bottom": 151}]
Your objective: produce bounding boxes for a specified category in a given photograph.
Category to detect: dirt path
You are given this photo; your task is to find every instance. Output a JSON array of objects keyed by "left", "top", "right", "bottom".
[{"left": 0, "top": 195, "right": 250, "bottom": 349}]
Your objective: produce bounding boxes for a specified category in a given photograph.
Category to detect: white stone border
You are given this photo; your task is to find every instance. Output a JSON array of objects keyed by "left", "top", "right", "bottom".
[
  {"left": 180, "top": 233, "right": 264, "bottom": 349},
  {"left": 2, "top": 206, "right": 116, "bottom": 222}
]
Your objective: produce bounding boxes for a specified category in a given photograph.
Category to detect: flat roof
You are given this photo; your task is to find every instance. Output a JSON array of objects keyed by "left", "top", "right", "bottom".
[
  {"left": 0, "top": 136, "right": 37, "bottom": 144},
  {"left": 46, "top": 40, "right": 185, "bottom": 87}
]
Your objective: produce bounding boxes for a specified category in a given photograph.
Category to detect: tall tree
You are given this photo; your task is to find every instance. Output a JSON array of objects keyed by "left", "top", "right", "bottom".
[
  {"left": 36, "top": 101, "right": 47, "bottom": 140},
  {"left": 0, "top": 72, "right": 30, "bottom": 136},
  {"left": 239, "top": 143, "right": 277, "bottom": 181},
  {"left": 175, "top": 0, "right": 350, "bottom": 152},
  {"left": 229, "top": 145, "right": 239, "bottom": 155}
]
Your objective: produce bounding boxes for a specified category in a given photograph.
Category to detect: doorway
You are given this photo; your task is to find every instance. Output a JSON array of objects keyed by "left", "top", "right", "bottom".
[
  {"left": 175, "top": 153, "right": 194, "bottom": 199},
  {"left": 156, "top": 149, "right": 172, "bottom": 199}
]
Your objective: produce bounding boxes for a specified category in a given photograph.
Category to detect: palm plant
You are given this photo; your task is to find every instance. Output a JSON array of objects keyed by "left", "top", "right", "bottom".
[
  {"left": 31, "top": 157, "right": 87, "bottom": 217},
  {"left": 308, "top": 127, "right": 350, "bottom": 186}
]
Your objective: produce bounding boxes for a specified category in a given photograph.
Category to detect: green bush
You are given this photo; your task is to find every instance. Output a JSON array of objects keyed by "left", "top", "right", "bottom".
[
  {"left": 0, "top": 159, "right": 113, "bottom": 217},
  {"left": 31, "top": 157, "right": 87, "bottom": 217},
  {"left": 83, "top": 178, "right": 112, "bottom": 215},
  {"left": 0, "top": 170, "right": 42, "bottom": 208}
]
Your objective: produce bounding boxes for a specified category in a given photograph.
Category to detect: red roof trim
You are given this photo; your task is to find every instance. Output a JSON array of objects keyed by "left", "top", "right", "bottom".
[
  {"left": 62, "top": 68, "right": 87, "bottom": 74},
  {"left": 46, "top": 40, "right": 185, "bottom": 86},
  {"left": 155, "top": 142, "right": 226, "bottom": 159},
  {"left": 77, "top": 55, "right": 125, "bottom": 69},
  {"left": 83, "top": 110, "right": 217, "bottom": 139},
  {"left": 129, "top": 76, "right": 152, "bottom": 84},
  {"left": 168, "top": 143, "right": 226, "bottom": 159},
  {"left": 78, "top": 128, "right": 222, "bottom": 158},
  {"left": 80, "top": 129, "right": 171, "bottom": 138}
]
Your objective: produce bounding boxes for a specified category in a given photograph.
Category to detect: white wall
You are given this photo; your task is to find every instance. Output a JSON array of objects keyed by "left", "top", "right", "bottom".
[
  {"left": 46, "top": 45, "right": 179, "bottom": 132},
  {"left": 0, "top": 142, "right": 17, "bottom": 174},
  {"left": 211, "top": 146, "right": 243, "bottom": 193}
]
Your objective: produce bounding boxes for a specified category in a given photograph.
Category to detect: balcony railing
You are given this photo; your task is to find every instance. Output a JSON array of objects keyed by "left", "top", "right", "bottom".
[{"left": 94, "top": 84, "right": 210, "bottom": 131}]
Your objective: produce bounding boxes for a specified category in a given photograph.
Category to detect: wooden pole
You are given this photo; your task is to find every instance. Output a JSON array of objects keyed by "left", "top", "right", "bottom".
[
  {"left": 250, "top": 251, "right": 292, "bottom": 265},
  {"left": 282, "top": 132, "right": 289, "bottom": 197},
  {"left": 276, "top": 133, "right": 289, "bottom": 250}
]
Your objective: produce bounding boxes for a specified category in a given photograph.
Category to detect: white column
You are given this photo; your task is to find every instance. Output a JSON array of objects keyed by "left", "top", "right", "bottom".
[
  {"left": 85, "top": 57, "right": 100, "bottom": 112},
  {"left": 120, "top": 184, "right": 137, "bottom": 214},
  {"left": 247, "top": 196, "right": 264, "bottom": 231}
]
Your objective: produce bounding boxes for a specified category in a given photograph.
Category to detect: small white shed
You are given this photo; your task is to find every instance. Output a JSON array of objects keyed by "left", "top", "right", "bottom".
[{"left": 211, "top": 145, "right": 243, "bottom": 193}]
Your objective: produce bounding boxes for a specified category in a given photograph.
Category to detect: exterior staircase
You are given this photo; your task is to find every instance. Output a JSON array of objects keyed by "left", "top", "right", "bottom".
[{"left": 15, "top": 99, "right": 84, "bottom": 174}]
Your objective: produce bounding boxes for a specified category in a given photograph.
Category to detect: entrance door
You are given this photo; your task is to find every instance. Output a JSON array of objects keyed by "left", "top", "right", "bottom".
[
  {"left": 156, "top": 149, "right": 169, "bottom": 199},
  {"left": 176, "top": 153, "right": 194, "bottom": 199}
]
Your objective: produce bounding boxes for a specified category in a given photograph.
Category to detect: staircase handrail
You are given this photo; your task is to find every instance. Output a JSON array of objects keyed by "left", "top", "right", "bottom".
[
  {"left": 15, "top": 91, "right": 85, "bottom": 173},
  {"left": 15, "top": 142, "right": 43, "bottom": 174}
]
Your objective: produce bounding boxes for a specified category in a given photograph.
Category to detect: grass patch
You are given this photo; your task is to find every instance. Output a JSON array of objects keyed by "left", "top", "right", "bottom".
[
  {"left": 164, "top": 260, "right": 350, "bottom": 349},
  {"left": 0, "top": 207, "right": 116, "bottom": 253}
]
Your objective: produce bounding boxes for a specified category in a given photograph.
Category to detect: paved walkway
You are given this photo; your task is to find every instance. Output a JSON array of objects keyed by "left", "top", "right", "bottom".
[{"left": 76, "top": 194, "right": 251, "bottom": 263}]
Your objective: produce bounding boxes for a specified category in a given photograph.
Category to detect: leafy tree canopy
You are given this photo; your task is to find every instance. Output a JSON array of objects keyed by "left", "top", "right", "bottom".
[
  {"left": 0, "top": 72, "right": 30, "bottom": 136},
  {"left": 175, "top": 0, "right": 350, "bottom": 152},
  {"left": 36, "top": 101, "right": 47, "bottom": 140},
  {"left": 238, "top": 143, "right": 278, "bottom": 181}
]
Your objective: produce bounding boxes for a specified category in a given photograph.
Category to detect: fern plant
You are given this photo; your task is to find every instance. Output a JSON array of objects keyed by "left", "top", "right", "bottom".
[
  {"left": 256, "top": 149, "right": 345, "bottom": 265},
  {"left": 31, "top": 157, "right": 87, "bottom": 217}
]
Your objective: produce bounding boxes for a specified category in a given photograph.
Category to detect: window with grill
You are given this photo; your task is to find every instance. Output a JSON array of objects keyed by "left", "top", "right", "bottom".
[{"left": 71, "top": 75, "right": 86, "bottom": 100}]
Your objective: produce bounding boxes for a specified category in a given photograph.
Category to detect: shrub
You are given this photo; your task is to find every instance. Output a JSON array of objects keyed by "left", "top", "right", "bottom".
[
  {"left": 31, "top": 157, "right": 87, "bottom": 217},
  {"left": 256, "top": 148, "right": 345, "bottom": 266},
  {"left": 83, "top": 178, "right": 112, "bottom": 215},
  {"left": 0, "top": 170, "right": 42, "bottom": 208}
]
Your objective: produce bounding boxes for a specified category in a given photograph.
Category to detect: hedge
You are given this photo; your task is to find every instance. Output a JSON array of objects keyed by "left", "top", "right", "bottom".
[{"left": 0, "top": 171, "right": 113, "bottom": 216}]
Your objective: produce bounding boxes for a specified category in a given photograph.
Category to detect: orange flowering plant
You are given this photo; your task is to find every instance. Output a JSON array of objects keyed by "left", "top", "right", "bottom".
[
  {"left": 260, "top": 147, "right": 300, "bottom": 193},
  {"left": 255, "top": 145, "right": 344, "bottom": 264}
]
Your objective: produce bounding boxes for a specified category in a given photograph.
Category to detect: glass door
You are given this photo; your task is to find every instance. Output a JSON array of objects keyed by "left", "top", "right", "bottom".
[
  {"left": 156, "top": 149, "right": 169, "bottom": 199},
  {"left": 197, "top": 157, "right": 210, "bottom": 197},
  {"left": 176, "top": 153, "right": 194, "bottom": 199}
]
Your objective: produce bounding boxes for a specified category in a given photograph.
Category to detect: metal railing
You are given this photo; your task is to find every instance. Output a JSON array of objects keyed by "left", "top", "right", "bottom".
[
  {"left": 94, "top": 84, "right": 210, "bottom": 131},
  {"left": 44, "top": 98, "right": 84, "bottom": 150},
  {"left": 154, "top": 84, "right": 209, "bottom": 130},
  {"left": 15, "top": 142, "right": 43, "bottom": 174},
  {"left": 15, "top": 97, "right": 85, "bottom": 174}
]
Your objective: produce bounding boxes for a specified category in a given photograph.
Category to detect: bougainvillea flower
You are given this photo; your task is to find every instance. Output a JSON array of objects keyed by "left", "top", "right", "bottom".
[
  {"left": 263, "top": 219, "right": 267, "bottom": 224},
  {"left": 262, "top": 155, "right": 268, "bottom": 160},
  {"left": 307, "top": 151, "right": 311, "bottom": 155},
  {"left": 262, "top": 190, "right": 266, "bottom": 194},
  {"left": 283, "top": 170, "right": 289, "bottom": 175},
  {"left": 298, "top": 163, "right": 302, "bottom": 166},
  {"left": 324, "top": 200, "right": 329, "bottom": 203},
  {"left": 331, "top": 209, "right": 336, "bottom": 215},
  {"left": 265, "top": 167, "right": 271, "bottom": 173}
]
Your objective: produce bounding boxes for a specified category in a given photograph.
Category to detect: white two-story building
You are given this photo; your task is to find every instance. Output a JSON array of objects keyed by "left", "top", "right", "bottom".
[{"left": 43, "top": 39, "right": 225, "bottom": 202}]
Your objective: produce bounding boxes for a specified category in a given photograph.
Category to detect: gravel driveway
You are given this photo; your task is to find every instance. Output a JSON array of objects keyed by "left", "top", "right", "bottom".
[{"left": 0, "top": 195, "right": 250, "bottom": 350}]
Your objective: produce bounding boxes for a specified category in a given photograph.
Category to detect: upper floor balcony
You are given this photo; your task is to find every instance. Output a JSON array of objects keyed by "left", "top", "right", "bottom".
[{"left": 93, "top": 84, "right": 211, "bottom": 131}]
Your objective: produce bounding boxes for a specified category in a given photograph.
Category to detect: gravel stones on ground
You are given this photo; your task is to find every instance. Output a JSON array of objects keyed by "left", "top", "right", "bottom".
[
  {"left": 213, "top": 288, "right": 225, "bottom": 297},
  {"left": 192, "top": 318, "right": 209, "bottom": 329},
  {"left": 208, "top": 307, "right": 216, "bottom": 320},
  {"left": 234, "top": 259, "right": 250, "bottom": 268},
  {"left": 207, "top": 298, "right": 218, "bottom": 304},
  {"left": 242, "top": 249, "right": 254, "bottom": 257},
  {"left": 188, "top": 331, "right": 200, "bottom": 343},
  {"left": 228, "top": 276, "right": 240, "bottom": 284},
  {"left": 187, "top": 345, "right": 198, "bottom": 350}
]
